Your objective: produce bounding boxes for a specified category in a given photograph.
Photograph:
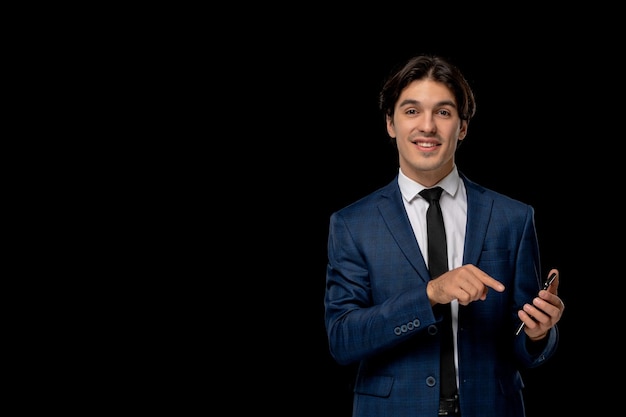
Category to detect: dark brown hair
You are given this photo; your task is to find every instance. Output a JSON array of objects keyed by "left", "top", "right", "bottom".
[{"left": 379, "top": 55, "right": 476, "bottom": 123}]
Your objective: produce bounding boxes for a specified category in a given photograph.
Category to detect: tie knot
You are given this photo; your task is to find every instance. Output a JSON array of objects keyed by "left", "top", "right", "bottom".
[{"left": 419, "top": 186, "right": 443, "bottom": 203}]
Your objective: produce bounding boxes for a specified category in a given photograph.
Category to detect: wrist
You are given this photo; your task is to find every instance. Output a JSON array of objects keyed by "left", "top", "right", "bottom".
[{"left": 528, "top": 331, "right": 547, "bottom": 342}]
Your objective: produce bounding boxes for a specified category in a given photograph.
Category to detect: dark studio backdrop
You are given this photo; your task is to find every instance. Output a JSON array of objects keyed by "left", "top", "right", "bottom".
[{"left": 59, "top": 11, "right": 621, "bottom": 415}]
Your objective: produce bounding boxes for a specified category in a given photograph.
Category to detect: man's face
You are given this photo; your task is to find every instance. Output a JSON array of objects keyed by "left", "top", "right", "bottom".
[{"left": 386, "top": 79, "right": 467, "bottom": 186}]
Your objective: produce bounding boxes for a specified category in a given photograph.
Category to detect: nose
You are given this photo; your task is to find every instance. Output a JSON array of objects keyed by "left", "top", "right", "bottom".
[{"left": 418, "top": 113, "right": 436, "bottom": 133}]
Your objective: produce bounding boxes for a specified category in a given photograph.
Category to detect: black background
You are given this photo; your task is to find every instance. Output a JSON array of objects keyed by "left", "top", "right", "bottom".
[{"left": 54, "top": 9, "right": 623, "bottom": 415}]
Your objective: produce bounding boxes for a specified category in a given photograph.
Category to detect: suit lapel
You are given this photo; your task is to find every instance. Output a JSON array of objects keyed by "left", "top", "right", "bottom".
[
  {"left": 378, "top": 179, "right": 430, "bottom": 282},
  {"left": 375, "top": 174, "right": 494, "bottom": 282},
  {"left": 461, "top": 174, "right": 493, "bottom": 266}
]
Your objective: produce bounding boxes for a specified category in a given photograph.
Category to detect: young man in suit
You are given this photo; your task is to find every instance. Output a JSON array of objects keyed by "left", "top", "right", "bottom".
[{"left": 324, "top": 54, "right": 564, "bottom": 417}]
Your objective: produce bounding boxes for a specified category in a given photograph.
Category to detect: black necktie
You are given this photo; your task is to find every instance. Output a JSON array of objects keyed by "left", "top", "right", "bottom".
[{"left": 419, "top": 187, "right": 457, "bottom": 400}]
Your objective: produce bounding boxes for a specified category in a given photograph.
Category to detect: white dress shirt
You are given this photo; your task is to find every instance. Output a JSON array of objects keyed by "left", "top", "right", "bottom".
[{"left": 397, "top": 165, "right": 468, "bottom": 385}]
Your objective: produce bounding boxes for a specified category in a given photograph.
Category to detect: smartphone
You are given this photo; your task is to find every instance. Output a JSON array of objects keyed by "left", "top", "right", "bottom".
[{"left": 514, "top": 272, "right": 557, "bottom": 336}]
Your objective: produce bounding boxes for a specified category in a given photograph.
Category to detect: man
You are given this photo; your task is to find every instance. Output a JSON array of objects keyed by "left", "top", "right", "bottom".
[{"left": 324, "top": 54, "right": 564, "bottom": 417}]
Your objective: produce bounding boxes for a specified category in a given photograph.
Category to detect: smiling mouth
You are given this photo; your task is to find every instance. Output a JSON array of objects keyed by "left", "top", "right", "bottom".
[{"left": 415, "top": 141, "right": 439, "bottom": 148}]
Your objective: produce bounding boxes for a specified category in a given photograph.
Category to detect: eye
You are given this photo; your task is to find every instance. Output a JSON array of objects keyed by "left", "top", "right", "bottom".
[{"left": 437, "top": 109, "right": 451, "bottom": 117}]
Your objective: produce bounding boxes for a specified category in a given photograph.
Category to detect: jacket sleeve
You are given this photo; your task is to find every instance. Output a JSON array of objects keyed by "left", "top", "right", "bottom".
[{"left": 324, "top": 209, "right": 439, "bottom": 366}]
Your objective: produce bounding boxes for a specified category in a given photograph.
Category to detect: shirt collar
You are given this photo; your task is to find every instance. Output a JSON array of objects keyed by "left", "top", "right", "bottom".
[{"left": 398, "top": 165, "right": 461, "bottom": 203}]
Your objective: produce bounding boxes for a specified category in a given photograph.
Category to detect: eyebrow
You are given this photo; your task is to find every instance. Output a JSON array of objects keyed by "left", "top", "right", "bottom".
[{"left": 398, "top": 99, "right": 457, "bottom": 109}]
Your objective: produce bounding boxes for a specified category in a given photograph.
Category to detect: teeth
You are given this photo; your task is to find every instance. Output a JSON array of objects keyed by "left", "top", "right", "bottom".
[{"left": 418, "top": 142, "right": 436, "bottom": 147}]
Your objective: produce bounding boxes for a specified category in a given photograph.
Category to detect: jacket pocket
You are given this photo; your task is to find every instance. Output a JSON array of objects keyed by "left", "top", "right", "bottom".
[{"left": 354, "top": 374, "right": 394, "bottom": 398}]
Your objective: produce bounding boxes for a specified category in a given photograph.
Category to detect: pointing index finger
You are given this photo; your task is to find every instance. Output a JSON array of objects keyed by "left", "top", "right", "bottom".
[{"left": 479, "top": 273, "right": 505, "bottom": 292}]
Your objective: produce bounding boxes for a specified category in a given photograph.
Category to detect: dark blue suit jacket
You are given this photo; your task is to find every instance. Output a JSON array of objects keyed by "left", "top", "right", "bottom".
[{"left": 325, "top": 172, "right": 558, "bottom": 417}]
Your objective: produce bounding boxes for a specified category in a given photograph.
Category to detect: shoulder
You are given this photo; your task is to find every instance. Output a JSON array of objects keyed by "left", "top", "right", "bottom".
[{"left": 460, "top": 172, "right": 534, "bottom": 213}]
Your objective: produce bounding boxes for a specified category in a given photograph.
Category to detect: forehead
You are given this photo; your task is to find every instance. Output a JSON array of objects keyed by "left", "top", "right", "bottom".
[{"left": 398, "top": 79, "right": 456, "bottom": 105}]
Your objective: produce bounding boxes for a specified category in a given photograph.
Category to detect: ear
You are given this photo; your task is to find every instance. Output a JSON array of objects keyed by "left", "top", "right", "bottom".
[
  {"left": 458, "top": 120, "right": 468, "bottom": 141},
  {"left": 386, "top": 115, "right": 396, "bottom": 138}
]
